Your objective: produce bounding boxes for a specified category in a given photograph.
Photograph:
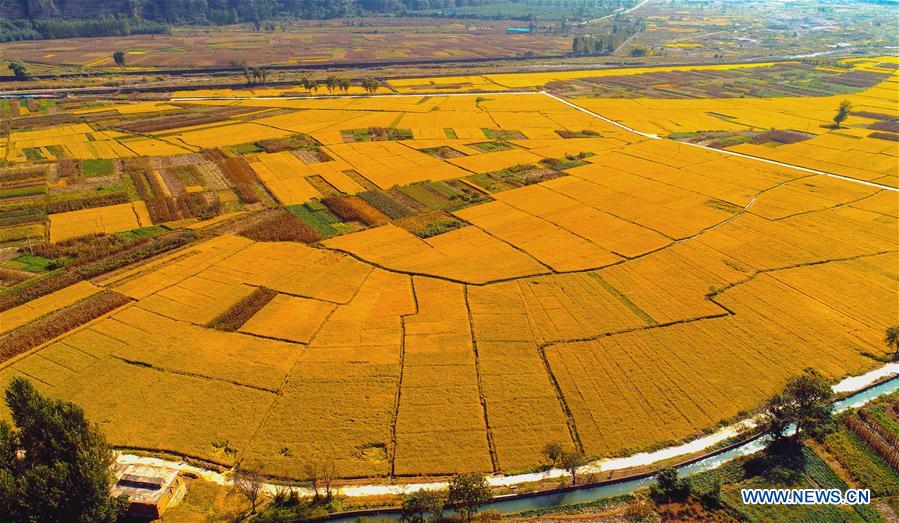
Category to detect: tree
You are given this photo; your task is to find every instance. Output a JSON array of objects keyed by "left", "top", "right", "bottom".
[
  {"left": 337, "top": 77, "right": 350, "bottom": 94},
  {"left": 304, "top": 460, "right": 321, "bottom": 501},
  {"left": 303, "top": 459, "right": 337, "bottom": 503},
  {"left": 446, "top": 473, "right": 491, "bottom": 523},
  {"left": 833, "top": 100, "right": 852, "bottom": 128},
  {"left": 760, "top": 368, "right": 834, "bottom": 446},
  {"left": 250, "top": 67, "right": 264, "bottom": 85},
  {"left": 401, "top": 489, "right": 444, "bottom": 523},
  {"left": 301, "top": 76, "right": 318, "bottom": 93},
  {"left": 361, "top": 77, "right": 379, "bottom": 94},
  {"left": 560, "top": 449, "right": 587, "bottom": 485},
  {"left": 885, "top": 325, "right": 899, "bottom": 360},
  {"left": 542, "top": 441, "right": 563, "bottom": 467},
  {"left": 0, "top": 377, "right": 128, "bottom": 522},
  {"left": 325, "top": 75, "right": 339, "bottom": 94},
  {"left": 7, "top": 60, "right": 27, "bottom": 80},
  {"left": 321, "top": 460, "right": 336, "bottom": 501},
  {"left": 650, "top": 467, "right": 691, "bottom": 503},
  {"left": 112, "top": 50, "right": 125, "bottom": 68},
  {"left": 231, "top": 466, "right": 264, "bottom": 514}
]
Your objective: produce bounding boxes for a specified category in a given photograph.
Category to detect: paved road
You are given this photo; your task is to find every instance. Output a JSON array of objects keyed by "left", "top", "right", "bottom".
[{"left": 586, "top": 0, "right": 652, "bottom": 24}]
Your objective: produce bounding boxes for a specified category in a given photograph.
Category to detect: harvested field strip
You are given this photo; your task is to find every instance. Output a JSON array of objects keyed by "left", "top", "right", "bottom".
[
  {"left": 207, "top": 287, "right": 278, "bottom": 331},
  {"left": 322, "top": 196, "right": 389, "bottom": 226},
  {"left": 0, "top": 291, "right": 131, "bottom": 363}
]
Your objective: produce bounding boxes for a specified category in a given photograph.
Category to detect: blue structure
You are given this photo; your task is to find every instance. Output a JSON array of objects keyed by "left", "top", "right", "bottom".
[{"left": 506, "top": 27, "right": 531, "bottom": 34}]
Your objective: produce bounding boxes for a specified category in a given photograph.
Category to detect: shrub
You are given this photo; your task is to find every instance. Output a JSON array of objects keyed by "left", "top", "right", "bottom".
[{"left": 650, "top": 467, "right": 691, "bottom": 503}]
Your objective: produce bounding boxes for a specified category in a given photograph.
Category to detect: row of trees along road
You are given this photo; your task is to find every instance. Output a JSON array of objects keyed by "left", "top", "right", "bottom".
[{"left": 5, "top": 57, "right": 381, "bottom": 96}]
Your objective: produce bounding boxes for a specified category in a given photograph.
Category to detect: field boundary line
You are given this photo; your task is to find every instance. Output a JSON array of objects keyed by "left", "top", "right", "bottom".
[
  {"left": 388, "top": 275, "right": 418, "bottom": 478},
  {"left": 111, "top": 355, "right": 281, "bottom": 394},
  {"left": 540, "top": 91, "right": 661, "bottom": 139},
  {"left": 769, "top": 188, "right": 887, "bottom": 221},
  {"left": 463, "top": 284, "right": 501, "bottom": 473},
  {"left": 537, "top": 344, "right": 585, "bottom": 454}
]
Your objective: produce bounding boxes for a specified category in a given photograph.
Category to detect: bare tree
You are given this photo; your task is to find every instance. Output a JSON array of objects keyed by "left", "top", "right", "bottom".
[
  {"left": 304, "top": 459, "right": 338, "bottom": 503},
  {"left": 231, "top": 466, "right": 264, "bottom": 514},
  {"left": 322, "top": 460, "right": 337, "bottom": 501},
  {"left": 304, "top": 461, "right": 321, "bottom": 501}
]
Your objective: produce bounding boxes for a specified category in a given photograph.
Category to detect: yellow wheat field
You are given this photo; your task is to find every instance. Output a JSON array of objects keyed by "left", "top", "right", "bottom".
[
  {"left": 48, "top": 202, "right": 152, "bottom": 243},
  {"left": 1, "top": 79, "right": 896, "bottom": 481}
]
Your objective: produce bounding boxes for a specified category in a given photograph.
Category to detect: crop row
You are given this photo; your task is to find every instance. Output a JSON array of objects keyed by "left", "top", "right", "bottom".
[
  {"left": 207, "top": 286, "right": 278, "bottom": 332},
  {"left": 0, "top": 290, "right": 131, "bottom": 362},
  {"left": 846, "top": 413, "right": 899, "bottom": 472}
]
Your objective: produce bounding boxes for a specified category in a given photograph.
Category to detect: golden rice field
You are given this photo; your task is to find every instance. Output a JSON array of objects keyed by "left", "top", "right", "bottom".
[{"left": 0, "top": 60, "right": 896, "bottom": 482}]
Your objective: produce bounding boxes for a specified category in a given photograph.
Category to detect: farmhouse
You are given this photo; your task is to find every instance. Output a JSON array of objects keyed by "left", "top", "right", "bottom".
[{"left": 111, "top": 464, "right": 186, "bottom": 519}]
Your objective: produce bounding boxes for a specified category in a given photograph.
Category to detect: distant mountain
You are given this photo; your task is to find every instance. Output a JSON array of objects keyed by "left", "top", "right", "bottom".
[{"left": 0, "top": 0, "right": 493, "bottom": 22}]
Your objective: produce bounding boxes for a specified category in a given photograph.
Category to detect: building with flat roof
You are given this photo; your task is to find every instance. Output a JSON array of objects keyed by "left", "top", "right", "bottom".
[{"left": 111, "top": 464, "right": 186, "bottom": 519}]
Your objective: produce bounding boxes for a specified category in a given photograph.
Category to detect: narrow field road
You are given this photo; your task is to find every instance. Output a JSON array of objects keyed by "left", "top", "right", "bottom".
[
  {"left": 538, "top": 91, "right": 898, "bottom": 192},
  {"left": 586, "top": 0, "right": 653, "bottom": 24}
]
